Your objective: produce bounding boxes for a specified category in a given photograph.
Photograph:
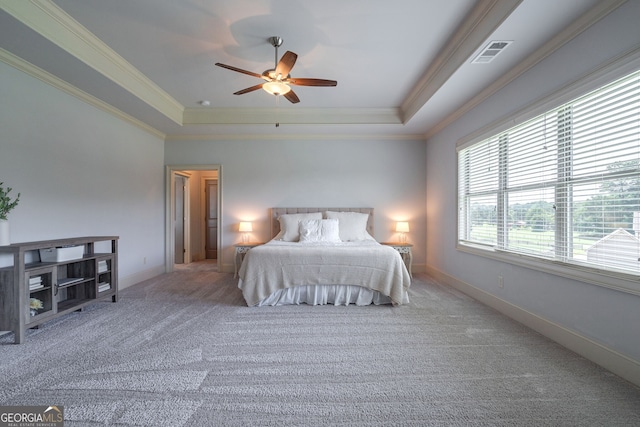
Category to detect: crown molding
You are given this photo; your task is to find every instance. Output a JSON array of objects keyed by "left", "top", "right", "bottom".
[
  {"left": 165, "top": 133, "right": 425, "bottom": 142},
  {"left": 183, "top": 107, "right": 402, "bottom": 125},
  {"left": 401, "top": 0, "right": 523, "bottom": 123},
  {"left": 1, "top": 48, "right": 166, "bottom": 139},
  {"left": 0, "top": 0, "right": 184, "bottom": 125},
  {"left": 424, "top": 0, "right": 629, "bottom": 139}
]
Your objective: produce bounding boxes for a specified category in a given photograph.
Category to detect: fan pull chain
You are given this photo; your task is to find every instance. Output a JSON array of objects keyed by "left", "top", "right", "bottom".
[{"left": 275, "top": 95, "right": 280, "bottom": 127}]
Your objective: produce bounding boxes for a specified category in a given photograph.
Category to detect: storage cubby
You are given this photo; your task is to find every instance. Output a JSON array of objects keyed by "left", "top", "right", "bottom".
[
  {"left": 56, "top": 259, "right": 97, "bottom": 311},
  {"left": 97, "top": 257, "right": 113, "bottom": 294},
  {"left": 0, "top": 236, "right": 118, "bottom": 343},
  {"left": 26, "top": 267, "right": 55, "bottom": 322}
]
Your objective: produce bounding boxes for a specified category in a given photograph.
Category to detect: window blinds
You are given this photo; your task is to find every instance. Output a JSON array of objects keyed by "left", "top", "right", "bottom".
[{"left": 458, "top": 70, "right": 640, "bottom": 275}]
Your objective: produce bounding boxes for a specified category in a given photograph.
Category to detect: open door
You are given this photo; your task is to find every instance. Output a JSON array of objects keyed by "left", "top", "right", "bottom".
[
  {"left": 205, "top": 179, "right": 218, "bottom": 259},
  {"left": 174, "top": 174, "right": 188, "bottom": 264}
]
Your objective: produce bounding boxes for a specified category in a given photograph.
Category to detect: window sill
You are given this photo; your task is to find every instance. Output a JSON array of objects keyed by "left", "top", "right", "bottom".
[{"left": 457, "top": 242, "right": 640, "bottom": 296}]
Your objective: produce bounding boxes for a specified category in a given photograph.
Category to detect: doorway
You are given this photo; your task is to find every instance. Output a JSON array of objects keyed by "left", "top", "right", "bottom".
[{"left": 166, "top": 165, "right": 222, "bottom": 273}]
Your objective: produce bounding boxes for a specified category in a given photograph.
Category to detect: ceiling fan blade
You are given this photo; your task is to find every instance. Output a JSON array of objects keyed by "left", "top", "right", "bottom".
[
  {"left": 288, "top": 78, "right": 337, "bottom": 87},
  {"left": 275, "top": 51, "right": 297, "bottom": 77},
  {"left": 215, "top": 63, "right": 263, "bottom": 79},
  {"left": 233, "top": 83, "right": 264, "bottom": 95},
  {"left": 284, "top": 89, "right": 300, "bottom": 104}
]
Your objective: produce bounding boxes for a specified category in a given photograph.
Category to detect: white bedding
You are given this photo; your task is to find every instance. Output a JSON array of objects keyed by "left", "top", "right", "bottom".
[{"left": 237, "top": 240, "right": 411, "bottom": 306}]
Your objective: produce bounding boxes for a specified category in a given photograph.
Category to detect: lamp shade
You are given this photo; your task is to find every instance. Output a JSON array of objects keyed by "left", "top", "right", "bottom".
[
  {"left": 396, "top": 221, "right": 409, "bottom": 233},
  {"left": 239, "top": 222, "right": 253, "bottom": 232}
]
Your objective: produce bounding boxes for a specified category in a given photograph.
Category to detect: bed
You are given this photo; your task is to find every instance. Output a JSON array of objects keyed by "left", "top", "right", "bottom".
[{"left": 237, "top": 208, "right": 411, "bottom": 306}]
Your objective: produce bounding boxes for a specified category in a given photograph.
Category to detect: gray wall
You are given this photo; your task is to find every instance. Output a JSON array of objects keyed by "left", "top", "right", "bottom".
[
  {"left": 426, "top": 2, "right": 640, "bottom": 361},
  {"left": 0, "top": 61, "right": 166, "bottom": 287},
  {"left": 165, "top": 137, "right": 427, "bottom": 272}
]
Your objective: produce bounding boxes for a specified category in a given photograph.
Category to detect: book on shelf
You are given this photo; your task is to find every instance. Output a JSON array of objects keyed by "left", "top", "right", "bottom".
[
  {"left": 29, "top": 284, "right": 44, "bottom": 291},
  {"left": 98, "top": 282, "right": 111, "bottom": 292},
  {"left": 98, "top": 260, "right": 109, "bottom": 273},
  {"left": 29, "top": 276, "right": 43, "bottom": 285}
]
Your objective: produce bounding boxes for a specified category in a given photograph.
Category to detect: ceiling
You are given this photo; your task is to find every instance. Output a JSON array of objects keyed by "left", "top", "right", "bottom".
[{"left": 0, "top": 0, "right": 620, "bottom": 139}]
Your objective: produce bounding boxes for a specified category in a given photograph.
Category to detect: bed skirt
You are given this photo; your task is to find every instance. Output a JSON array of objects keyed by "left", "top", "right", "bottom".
[{"left": 254, "top": 284, "right": 410, "bottom": 306}]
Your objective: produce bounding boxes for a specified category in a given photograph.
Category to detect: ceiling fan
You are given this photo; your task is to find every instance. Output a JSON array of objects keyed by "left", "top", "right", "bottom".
[{"left": 215, "top": 36, "right": 337, "bottom": 104}]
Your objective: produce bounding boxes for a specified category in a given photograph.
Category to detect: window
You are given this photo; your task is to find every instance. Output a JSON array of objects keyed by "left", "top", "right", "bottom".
[{"left": 458, "top": 70, "right": 640, "bottom": 279}]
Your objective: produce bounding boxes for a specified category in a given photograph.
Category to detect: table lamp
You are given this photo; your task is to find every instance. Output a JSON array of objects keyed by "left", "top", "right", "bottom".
[
  {"left": 396, "top": 221, "right": 409, "bottom": 243},
  {"left": 239, "top": 221, "right": 252, "bottom": 243}
]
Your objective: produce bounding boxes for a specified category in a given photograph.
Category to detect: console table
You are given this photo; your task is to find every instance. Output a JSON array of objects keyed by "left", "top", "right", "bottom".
[{"left": 0, "top": 236, "right": 118, "bottom": 343}]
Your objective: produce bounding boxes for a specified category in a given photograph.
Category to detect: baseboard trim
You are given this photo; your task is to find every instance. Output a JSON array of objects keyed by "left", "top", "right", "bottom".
[
  {"left": 425, "top": 265, "right": 640, "bottom": 387},
  {"left": 120, "top": 265, "right": 165, "bottom": 290}
]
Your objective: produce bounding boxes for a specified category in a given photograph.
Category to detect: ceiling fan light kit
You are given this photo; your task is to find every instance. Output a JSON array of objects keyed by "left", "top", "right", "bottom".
[
  {"left": 215, "top": 36, "right": 337, "bottom": 104},
  {"left": 262, "top": 80, "right": 291, "bottom": 96}
]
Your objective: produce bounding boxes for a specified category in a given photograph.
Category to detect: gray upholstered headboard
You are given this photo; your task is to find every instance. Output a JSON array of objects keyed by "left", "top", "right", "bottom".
[{"left": 270, "top": 208, "right": 374, "bottom": 240}]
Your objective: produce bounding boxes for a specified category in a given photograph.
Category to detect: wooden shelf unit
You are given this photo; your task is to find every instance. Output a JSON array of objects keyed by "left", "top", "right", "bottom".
[{"left": 0, "top": 236, "right": 118, "bottom": 344}]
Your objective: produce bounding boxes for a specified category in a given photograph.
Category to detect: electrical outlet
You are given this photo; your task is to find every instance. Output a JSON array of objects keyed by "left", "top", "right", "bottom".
[{"left": 498, "top": 275, "right": 504, "bottom": 288}]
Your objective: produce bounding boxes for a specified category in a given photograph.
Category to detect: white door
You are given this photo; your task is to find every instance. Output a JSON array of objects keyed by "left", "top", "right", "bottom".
[
  {"left": 205, "top": 179, "right": 218, "bottom": 259},
  {"left": 174, "top": 175, "right": 186, "bottom": 264}
]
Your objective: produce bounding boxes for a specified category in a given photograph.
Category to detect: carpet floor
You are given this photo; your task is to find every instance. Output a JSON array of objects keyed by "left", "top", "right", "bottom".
[{"left": 1, "top": 261, "right": 639, "bottom": 426}]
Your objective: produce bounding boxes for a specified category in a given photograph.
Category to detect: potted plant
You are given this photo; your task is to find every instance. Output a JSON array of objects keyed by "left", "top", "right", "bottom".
[{"left": 0, "top": 182, "right": 20, "bottom": 246}]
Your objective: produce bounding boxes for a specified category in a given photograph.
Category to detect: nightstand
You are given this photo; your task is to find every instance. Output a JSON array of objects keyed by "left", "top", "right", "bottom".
[
  {"left": 234, "top": 242, "right": 263, "bottom": 278},
  {"left": 381, "top": 242, "right": 413, "bottom": 279}
]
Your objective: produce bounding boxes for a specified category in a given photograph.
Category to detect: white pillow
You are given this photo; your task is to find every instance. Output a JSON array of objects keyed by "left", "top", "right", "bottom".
[
  {"left": 275, "top": 212, "right": 323, "bottom": 241},
  {"left": 299, "top": 219, "right": 341, "bottom": 242},
  {"left": 325, "top": 211, "right": 374, "bottom": 241}
]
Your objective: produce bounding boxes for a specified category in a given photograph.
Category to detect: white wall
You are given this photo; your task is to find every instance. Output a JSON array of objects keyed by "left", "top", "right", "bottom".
[
  {"left": 0, "top": 61, "right": 166, "bottom": 287},
  {"left": 165, "top": 137, "right": 427, "bottom": 272},
  {"left": 426, "top": 0, "right": 640, "bottom": 368}
]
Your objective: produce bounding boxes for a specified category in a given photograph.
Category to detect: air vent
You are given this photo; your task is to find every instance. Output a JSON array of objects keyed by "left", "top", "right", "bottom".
[{"left": 472, "top": 41, "right": 512, "bottom": 64}]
